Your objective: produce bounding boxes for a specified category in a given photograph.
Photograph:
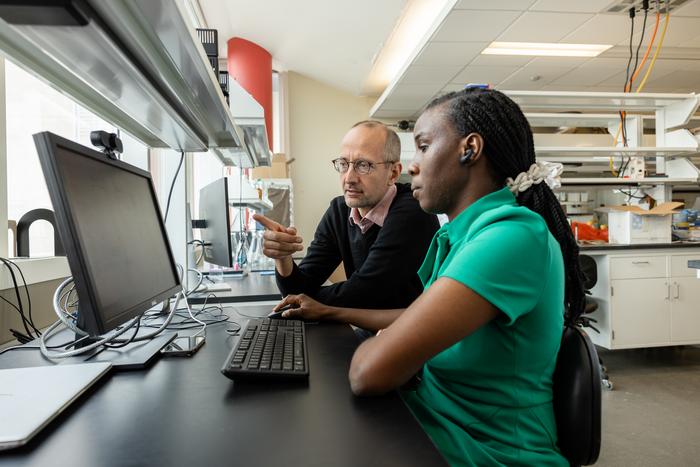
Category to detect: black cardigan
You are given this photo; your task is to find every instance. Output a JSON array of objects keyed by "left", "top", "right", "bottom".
[{"left": 276, "top": 183, "right": 439, "bottom": 309}]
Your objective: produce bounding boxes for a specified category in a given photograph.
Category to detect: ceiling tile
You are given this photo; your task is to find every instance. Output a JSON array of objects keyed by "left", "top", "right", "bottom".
[
  {"left": 671, "top": 0, "right": 700, "bottom": 17},
  {"left": 563, "top": 14, "right": 637, "bottom": 45},
  {"left": 381, "top": 94, "right": 435, "bottom": 111},
  {"left": 656, "top": 16, "right": 700, "bottom": 46},
  {"left": 641, "top": 58, "right": 700, "bottom": 72},
  {"left": 387, "top": 83, "right": 445, "bottom": 100},
  {"left": 452, "top": 65, "right": 520, "bottom": 85},
  {"left": 455, "top": 0, "right": 535, "bottom": 10},
  {"left": 678, "top": 35, "right": 700, "bottom": 47},
  {"left": 499, "top": 63, "right": 573, "bottom": 90},
  {"left": 496, "top": 12, "right": 593, "bottom": 42},
  {"left": 582, "top": 85, "right": 627, "bottom": 92},
  {"left": 594, "top": 67, "right": 677, "bottom": 89},
  {"left": 550, "top": 66, "right": 620, "bottom": 87},
  {"left": 594, "top": 70, "right": 629, "bottom": 88},
  {"left": 644, "top": 70, "right": 700, "bottom": 89},
  {"left": 615, "top": 16, "right": 700, "bottom": 47},
  {"left": 550, "top": 57, "right": 632, "bottom": 87},
  {"left": 527, "top": 56, "right": 593, "bottom": 67},
  {"left": 469, "top": 53, "right": 533, "bottom": 67},
  {"left": 539, "top": 83, "right": 591, "bottom": 91},
  {"left": 399, "top": 65, "right": 463, "bottom": 85},
  {"left": 432, "top": 10, "right": 522, "bottom": 42},
  {"left": 372, "top": 109, "right": 411, "bottom": 119},
  {"left": 413, "top": 42, "right": 487, "bottom": 67},
  {"left": 496, "top": 75, "right": 546, "bottom": 90},
  {"left": 529, "top": 0, "right": 614, "bottom": 13}
]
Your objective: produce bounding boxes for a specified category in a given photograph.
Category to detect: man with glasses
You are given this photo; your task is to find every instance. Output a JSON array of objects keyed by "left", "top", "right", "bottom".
[{"left": 254, "top": 120, "right": 439, "bottom": 320}]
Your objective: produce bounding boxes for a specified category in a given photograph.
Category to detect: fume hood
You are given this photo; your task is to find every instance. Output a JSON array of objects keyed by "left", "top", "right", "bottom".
[{"left": 0, "top": 0, "right": 270, "bottom": 167}]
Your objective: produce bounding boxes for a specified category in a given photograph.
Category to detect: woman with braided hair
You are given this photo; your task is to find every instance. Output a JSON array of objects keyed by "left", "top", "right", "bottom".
[{"left": 344, "top": 88, "right": 584, "bottom": 466}]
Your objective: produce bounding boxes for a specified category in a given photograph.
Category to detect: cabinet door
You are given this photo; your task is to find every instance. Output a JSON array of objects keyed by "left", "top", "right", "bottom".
[
  {"left": 670, "top": 277, "right": 700, "bottom": 343},
  {"left": 611, "top": 278, "right": 670, "bottom": 348}
]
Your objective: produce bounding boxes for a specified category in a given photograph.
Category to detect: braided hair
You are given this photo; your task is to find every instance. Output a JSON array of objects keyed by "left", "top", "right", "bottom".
[{"left": 426, "top": 88, "right": 585, "bottom": 323}]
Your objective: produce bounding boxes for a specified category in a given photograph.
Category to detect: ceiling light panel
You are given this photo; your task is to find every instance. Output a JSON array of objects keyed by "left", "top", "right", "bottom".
[
  {"left": 455, "top": 0, "right": 536, "bottom": 10},
  {"left": 482, "top": 42, "right": 613, "bottom": 57}
]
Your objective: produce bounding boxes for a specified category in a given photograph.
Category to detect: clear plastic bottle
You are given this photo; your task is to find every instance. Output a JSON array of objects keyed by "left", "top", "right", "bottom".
[{"left": 235, "top": 231, "right": 251, "bottom": 275}]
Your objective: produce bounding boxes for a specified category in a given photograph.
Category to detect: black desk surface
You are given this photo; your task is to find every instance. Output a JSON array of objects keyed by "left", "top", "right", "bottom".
[
  {"left": 0, "top": 305, "right": 445, "bottom": 467},
  {"left": 189, "top": 272, "right": 282, "bottom": 304}
]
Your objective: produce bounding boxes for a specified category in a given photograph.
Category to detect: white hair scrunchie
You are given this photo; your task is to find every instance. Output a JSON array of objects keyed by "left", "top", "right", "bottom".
[{"left": 506, "top": 161, "right": 563, "bottom": 194}]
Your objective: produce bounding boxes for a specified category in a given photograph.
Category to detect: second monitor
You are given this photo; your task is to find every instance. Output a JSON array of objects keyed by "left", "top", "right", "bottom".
[{"left": 198, "top": 177, "right": 233, "bottom": 268}]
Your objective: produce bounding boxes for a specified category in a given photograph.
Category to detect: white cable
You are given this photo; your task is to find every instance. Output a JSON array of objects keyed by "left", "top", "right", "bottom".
[
  {"left": 181, "top": 291, "right": 207, "bottom": 334},
  {"left": 52, "top": 278, "right": 87, "bottom": 336},
  {"left": 41, "top": 290, "right": 182, "bottom": 358},
  {"left": 177, "top": 262, "right": 205, "bottom": 296},
  {"left": 40, "top": 315, "right": 140, "bottom": 359},
  {"left": 185, "top": 268, "right": 204, "bottom": 296},
  {"left": 104, "top": 293, "right": 181, "bottom": 344}
]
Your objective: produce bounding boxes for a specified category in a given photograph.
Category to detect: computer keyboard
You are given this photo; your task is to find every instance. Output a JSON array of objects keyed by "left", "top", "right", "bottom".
[{"left": 221, "top": 318, "right": 308, "bottom": 380}]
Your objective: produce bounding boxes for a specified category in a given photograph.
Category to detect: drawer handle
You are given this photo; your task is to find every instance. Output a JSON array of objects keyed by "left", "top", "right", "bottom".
[
  {"left": 666, "top": 282, "right": 670, "bottom": 300},
  {"left": 632, "top": 261, "right": 650, "bottom": 265},
  {"left": 674, "top": 282, "right": 680, "bottom": 300}
]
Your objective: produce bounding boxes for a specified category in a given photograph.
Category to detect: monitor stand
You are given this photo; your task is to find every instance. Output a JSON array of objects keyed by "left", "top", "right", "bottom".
[
  {"left": 83, "top": 332, "right": 177, "bottom": 371},
  {"left": 41, "top": 324, "right": 176, "bottom": 370}
]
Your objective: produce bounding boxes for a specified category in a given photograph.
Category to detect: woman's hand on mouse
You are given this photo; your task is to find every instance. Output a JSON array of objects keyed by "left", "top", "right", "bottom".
[{"left": 273, "top": 294, "right": 332, "bottom": 321}]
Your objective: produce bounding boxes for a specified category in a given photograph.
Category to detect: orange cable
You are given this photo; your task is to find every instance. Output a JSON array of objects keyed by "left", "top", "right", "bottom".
[{"left": 626, "top": 9, "right": 660, "bottom": 92}]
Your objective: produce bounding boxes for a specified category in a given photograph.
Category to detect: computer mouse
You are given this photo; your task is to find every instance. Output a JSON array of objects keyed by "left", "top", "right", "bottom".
[{"left": 267, "top": 304, "right": 299, "bottom": 319}]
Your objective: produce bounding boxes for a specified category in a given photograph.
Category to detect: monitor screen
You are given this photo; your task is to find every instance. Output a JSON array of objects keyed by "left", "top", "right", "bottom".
[
  {"left": 198, "top": 178, "right": 233, "bottom": 268},
  {"left": 34, "top": 132, "right": 181, "bottom": 336}
]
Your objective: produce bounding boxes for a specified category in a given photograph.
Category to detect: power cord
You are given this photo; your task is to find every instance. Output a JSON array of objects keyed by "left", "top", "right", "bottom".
[
  {"left": 0, "top": 335, "right": 91, "bottom": 356},
  {"left": 39, "top": 278, "right": 180, "bottom": 359},
  {"left": 0, "top": 256, "right": 40, "bottom": 340},
  {"left": 163, "top": 150, "right": 185, "bottom": 223}
]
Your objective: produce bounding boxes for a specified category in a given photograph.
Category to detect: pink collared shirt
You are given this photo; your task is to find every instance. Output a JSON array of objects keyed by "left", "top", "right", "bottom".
[{"left": 349, "top": 184, "right": 397, "bottom": 234}]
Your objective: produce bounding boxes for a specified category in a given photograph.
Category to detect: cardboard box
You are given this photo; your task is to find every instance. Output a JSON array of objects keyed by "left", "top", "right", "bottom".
[
  {"left": 599, "top": 202, "right": 683, "bottom": 244},
  {"left": 250, "top": 153, "right": 288, "bottom": 179}
]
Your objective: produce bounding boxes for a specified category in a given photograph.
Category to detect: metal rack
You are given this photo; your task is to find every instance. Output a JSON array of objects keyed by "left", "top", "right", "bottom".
[{"left": 506, "top": 91, "right": 700, "bottom": 194}]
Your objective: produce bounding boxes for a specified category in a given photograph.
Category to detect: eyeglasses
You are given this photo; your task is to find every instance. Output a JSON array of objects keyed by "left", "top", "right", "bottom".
[{"left": 331, "top": 158, "right": 393, "bottom": 175}]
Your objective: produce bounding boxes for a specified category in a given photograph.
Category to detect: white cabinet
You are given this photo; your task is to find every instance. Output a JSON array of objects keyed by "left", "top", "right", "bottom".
[
  {"left": 610, "top": 278, "right": 669, "bottom": 348},
  {"left": 670, "top": 277, "right": 700, "bottom": 343},
  {"left": 588, "top": 249, "right": 700, "bottom": 349}
]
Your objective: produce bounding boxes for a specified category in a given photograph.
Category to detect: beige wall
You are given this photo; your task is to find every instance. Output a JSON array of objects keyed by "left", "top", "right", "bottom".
[
  {"left": 1, "top": 278, "right": 67, "bottom": 345},
  {"left": 286, "top": 71, "right": 375, "bottom": 250}
]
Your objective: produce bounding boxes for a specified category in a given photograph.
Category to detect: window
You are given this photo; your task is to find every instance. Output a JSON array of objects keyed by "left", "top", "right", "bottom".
[{"left": 5, "top": 59, "right": 148, "bottom": 257}]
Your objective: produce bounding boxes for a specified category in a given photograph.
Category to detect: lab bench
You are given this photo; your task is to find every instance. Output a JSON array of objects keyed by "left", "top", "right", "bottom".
[{"left": 582, "top": 244, "right": 700, "bottom": 350}]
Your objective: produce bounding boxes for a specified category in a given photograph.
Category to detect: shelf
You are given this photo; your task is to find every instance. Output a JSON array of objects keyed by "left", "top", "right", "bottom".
[
  {"left": 527, "top": 113, "right": 622, "bottom": 128},
  {"left": 0, "top": 0, "right": 257, "bottom": 163},
  {"left": 506, "top": 90, "right": 699, "bottom": 112},
  {"left": 560, "top": 177, "right": 699, "bottom": 186},
  {"left": 230, "top": 199, "right": 273, "bottom": 211},
  {"left": 526, "top": 112, "right": 700, "bottom": 129},
  {"left": 536, "top": 147, "right": 697, "bottom": 157}
]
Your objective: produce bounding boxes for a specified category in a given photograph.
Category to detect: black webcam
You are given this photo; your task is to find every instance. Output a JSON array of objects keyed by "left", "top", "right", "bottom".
[{"left": 90, "top": 130, "right": 123, "bottom": 160}]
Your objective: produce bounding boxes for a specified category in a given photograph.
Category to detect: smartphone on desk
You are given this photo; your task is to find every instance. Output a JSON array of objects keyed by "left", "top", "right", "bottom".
[{"left": 160, "top": 333, "right": 205, "bottom": 357}]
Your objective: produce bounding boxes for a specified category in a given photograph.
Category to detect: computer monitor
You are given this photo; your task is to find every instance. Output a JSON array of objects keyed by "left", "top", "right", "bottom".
[
  {"left": 198, "top": 177, "right": 233, "bottom": 268},
  {"left": 34, "top": 132, "right": 181, "bottom": 337}
]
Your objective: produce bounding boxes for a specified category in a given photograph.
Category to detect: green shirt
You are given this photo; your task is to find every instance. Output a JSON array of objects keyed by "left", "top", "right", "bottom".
[{"left": 402, "top": 187, "right": 567, "bottom": 467}]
